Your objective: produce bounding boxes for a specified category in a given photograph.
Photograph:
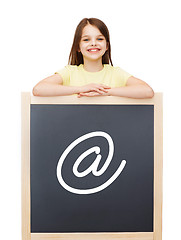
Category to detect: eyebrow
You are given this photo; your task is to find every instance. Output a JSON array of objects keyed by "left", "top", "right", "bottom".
[{"left": 81, "top": 34, "right": 104, "bottom": 38}]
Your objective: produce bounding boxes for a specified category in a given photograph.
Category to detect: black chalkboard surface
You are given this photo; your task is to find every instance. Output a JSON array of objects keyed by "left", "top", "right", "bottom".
[{"left": 30, "top": 104, "right": 154, "bottom": 233}]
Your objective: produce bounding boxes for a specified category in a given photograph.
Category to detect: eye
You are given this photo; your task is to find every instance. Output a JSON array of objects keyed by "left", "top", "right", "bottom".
[
  {"left": 83, "top": 39, "right": 89, "bottom": 41},
  {"left": 98, "top": 38, "right": 104, "bottom": 41}
]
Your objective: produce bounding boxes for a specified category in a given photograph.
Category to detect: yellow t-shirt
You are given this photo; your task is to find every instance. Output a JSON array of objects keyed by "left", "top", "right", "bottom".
[{"left": 55, "top": 64, "right": 132, "bottom": 88}]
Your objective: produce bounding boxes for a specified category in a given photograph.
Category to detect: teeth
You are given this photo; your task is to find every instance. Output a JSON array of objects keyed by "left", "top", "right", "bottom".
[{"left": 89, "top": 49, "right": 99, "bottom": 52}]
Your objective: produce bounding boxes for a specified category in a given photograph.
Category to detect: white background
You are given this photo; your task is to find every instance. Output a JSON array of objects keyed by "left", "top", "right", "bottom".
[{"left": 0, "top": 0, "right": 180, "bottom": 239}]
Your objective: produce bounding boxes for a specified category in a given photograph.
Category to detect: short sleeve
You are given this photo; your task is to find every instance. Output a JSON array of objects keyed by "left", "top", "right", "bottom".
[
  {"left": 114, "top": 67, "right": 132, "bottom": 87},
  {"left": 55, "top": 65, "right": 70, "bottom": 86}
]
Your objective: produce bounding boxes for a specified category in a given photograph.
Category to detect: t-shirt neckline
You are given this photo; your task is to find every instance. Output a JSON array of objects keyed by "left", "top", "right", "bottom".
[{"left": 80, "top": 64, "right": 106, "bottom": 74}]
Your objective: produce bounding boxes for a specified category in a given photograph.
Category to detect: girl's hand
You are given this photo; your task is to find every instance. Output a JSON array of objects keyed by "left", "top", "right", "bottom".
[
  {"left": 79, "top": 84, "right": 110, "bottom": 94},
  {"left": 77, "top": 91, "right": 110, "bottom": 98}
]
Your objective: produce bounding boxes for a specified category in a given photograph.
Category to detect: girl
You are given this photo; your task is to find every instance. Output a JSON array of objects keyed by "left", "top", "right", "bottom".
[{"left": 33, "top": 18, "right": 154, "bottom": 98}]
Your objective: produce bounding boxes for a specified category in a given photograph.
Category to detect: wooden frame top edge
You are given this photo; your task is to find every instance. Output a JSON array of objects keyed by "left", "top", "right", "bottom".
[{"left": 21, "top": 92, "right": 162, "bottom": 105}]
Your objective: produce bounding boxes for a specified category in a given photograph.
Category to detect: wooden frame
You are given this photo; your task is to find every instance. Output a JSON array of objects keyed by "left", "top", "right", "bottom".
[{"left": 21, "top": 93, "right": 163, "bottom": 240}]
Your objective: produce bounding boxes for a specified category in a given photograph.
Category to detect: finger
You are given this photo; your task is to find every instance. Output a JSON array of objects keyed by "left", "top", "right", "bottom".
[
  {"left": 84, "top": 92, "right": 98, "bottom": 97},
  {"left": 78, "top": 92, "right": 85, "bottom": 97},
  {"left": 88, "top": 93, "right": 98, "bottom": 97},
  {"left": 92, "top": 88, "right": 105, "bottom": 94},
  {"left": 98, "top": 89, "right": 108, "bottom": 94},
  {"left": 80, "top": 93, "right": 88, "bottom": 96},
  {"left": 90, "top": 92, "right": 102, "bottom": 96},
  {"left": 99, "top": 84, "right": 111, "bottom": 89},
  {"left": 99, "top": 87, "right": 109, "bottom": 93},
  {"left": 81, "top": 93, "right": 89, "bottom": 97},
  {"left": 94, "top": 86, "right": 110, "bottom": 92}
]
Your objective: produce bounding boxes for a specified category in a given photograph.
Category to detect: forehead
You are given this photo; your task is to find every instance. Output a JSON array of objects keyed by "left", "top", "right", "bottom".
[{"left": 81, "top": 24, "right": 102, "bottom": 37}]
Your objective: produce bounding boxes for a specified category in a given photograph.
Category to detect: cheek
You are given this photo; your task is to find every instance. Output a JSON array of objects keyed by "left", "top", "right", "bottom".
[
  {"left": 102, "top": 44, "right": 108, "bottom": 52},
  {"left": 78, "top": 45, "right": 83, "bottom": 53},
  {"left": 79, "top": 43, "right": 87, "bottom": 51},
  {"left": 101, "top": 41, "right": 107, "bottom": 49}
]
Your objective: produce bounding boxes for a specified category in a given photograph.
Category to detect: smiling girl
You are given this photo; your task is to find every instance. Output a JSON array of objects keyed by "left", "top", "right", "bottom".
[{"left": 33, "top": 18, "right": 154, "bottom": 98}]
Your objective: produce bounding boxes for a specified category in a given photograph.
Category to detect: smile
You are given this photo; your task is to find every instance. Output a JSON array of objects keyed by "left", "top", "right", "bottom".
[{"left": 87, "top": 48, "right": 100, "bottom": 52}]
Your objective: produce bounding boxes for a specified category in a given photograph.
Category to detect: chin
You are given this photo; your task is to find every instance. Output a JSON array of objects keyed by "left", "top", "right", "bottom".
[{"left": 86, "top": 55, "right": 104, "bottom": 61}]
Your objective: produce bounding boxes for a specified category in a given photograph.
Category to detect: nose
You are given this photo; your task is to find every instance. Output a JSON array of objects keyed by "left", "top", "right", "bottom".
[{"left": 90, "top": 39, "right": 96, "bottom": 46}]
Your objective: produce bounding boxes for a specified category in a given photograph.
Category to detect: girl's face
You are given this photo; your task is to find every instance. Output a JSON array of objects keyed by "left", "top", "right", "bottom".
[{"left": 79, "top": 24, "right": 108, "bottom": 63}]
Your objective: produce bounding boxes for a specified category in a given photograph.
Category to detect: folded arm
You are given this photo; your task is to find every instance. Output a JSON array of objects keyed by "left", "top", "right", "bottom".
[
  {"left": 108, "top": 76, "right": 154, "bottom": 98},
  {"left": 78, "top": 76, "right": 154, "bottom": 99},
  {"left": 32, "top": 74, "right": 78, "bottom": 96},
  {"left": 32, "top": 74, "right": 110, "bottom": 97}
]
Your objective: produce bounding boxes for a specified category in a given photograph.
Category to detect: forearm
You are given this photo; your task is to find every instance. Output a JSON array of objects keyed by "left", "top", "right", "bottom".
[
  {"left": 33, "top": 83, "right": 80, "bottom": 97},
  {"left": 108, "top": 85, "right": 154, "bottom": 99}
]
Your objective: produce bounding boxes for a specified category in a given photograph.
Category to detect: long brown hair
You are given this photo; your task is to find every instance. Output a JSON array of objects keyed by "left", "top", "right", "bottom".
[{"left": 68, "top": 18, "right": 113, "bottom": 66}]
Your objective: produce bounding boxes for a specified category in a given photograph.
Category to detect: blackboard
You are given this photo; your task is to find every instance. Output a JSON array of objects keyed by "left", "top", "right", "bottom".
[{"left": 30, "top": 104, "right": 154, "bottom": 233}]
